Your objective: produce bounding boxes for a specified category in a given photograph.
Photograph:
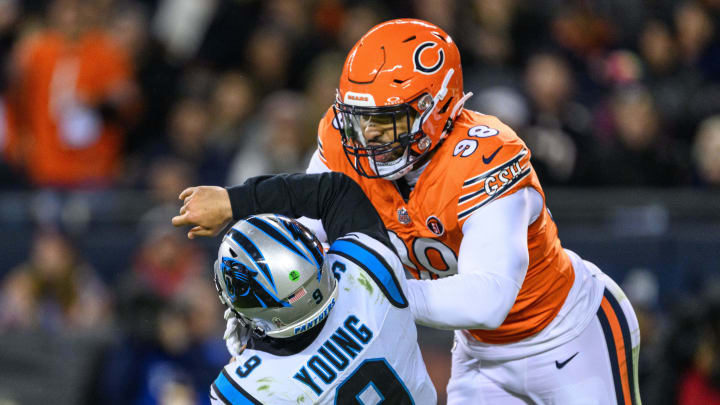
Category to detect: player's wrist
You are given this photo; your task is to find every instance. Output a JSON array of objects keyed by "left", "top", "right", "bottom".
[{"left": 225, "top": 185, "right": 246, "bottom": 220}]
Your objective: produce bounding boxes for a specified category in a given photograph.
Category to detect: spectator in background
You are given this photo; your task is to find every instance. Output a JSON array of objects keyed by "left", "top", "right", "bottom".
[
  {"left": 673, "top": 1, "right": 720, "bottom": 135},
  {"left": 675, "top": 290, "right": 720, "bottom": 404},
  {"left": 138, "top": 156, "right": 197, "bottom": 231},
  {"left": 109, "top": 1, "right": 149, "bottom": 63},
  {"left": 0, "top": 0, "right": 23, "bottom": 187},
  {"left": 302, "top": 51, "right": 344, "bottom": 133},
  {"left": 654, "top": 285, "right": 720, "bottom": 405},
  {"left": 335, "top": 3, "right": 385, "bottom": 54},
  {"left": 640, "top": 19, "right": 678, "bottom": 79},
  {"left": 593, "top": 85, "right": 691, "bottom": 185},
  {"left": 465, "top": 0, "right": 516, "bottom": 68},
  {"left": 152, "top": 0, "right": 218, "bottom": 64},
  {"left": 638, "top": 19, "right": 689, "bottom": 133},
  {"left": 693, "top": 115, "right": 720, "bottom": 186},
  {"left": 7, "top": 0, "right": 138, "bottom": 188},
  {"left": 129, "top": 225, "right": 206, "bottom": 300},
  {"left": 549, "top": 2, "right": 614, "bottom": 63},
  {"left": 412, "top": 0, "right": 456, "bottom": 37},
  {"left": 261, "top": 0, "right": 310, "bottom": 40},
  {"left": 520, "top": 51, "right": 589, "bottom": 184},
  {"left": 226, "top": 91, "right": 313, "bottom": 184},
  {"left": 100, "top": 282, "right": 226, "bottom": 405},
  {"left": 206, "top": 71, "right": 255, "bottom": 152},
  {"left": 0, "top": 227, "right": 111, "bottom": 332},
  {"left": 245, "top": 26, "right": 292, "bottom": 94},
  {"left": 622, "top": 269, "right": 668, "bottom": 402},
  {"left": 675, "top": 1, "right": 715, "bottom": 69},
  {"left": 147, "top": 96, "right": 231, "bottom": 185}
]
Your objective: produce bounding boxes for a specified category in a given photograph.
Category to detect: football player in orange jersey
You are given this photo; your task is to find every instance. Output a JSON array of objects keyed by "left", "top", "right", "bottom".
[{"left": 174, "top": 19, "right": 641, "bottom": 404}]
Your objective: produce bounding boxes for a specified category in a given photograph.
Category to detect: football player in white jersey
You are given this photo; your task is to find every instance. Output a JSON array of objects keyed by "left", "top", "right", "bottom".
[
  {"left": 175, "top": 165, "right": 641, "bottom": 404},
  {"left": 196, "top": 173, "right": 436, "bottom": 404}
]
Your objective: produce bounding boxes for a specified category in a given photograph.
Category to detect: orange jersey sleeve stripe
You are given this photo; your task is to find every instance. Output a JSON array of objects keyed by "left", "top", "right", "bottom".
[
  {"left": 457, "top": 148, "right": 531, "bottom": 222},
  {"left": 597, "top": 290, "right": 637, "bottom": 405}
]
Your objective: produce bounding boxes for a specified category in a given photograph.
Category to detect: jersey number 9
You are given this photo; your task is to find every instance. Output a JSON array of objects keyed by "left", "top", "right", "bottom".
[{"left": 335, "top": 359, "right": 413, "bottom": 404}]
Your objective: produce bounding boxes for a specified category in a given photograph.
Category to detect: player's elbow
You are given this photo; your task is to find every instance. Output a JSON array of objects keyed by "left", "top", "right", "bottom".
[
  {"left": 467, "top": 271, "right": 522, "bottom": 330},
  {"left": 481, "top": 300, "right": 513, "bottom": 330},
  {"left": 451, "top": 302, "right": 508, "bottom": 330}
]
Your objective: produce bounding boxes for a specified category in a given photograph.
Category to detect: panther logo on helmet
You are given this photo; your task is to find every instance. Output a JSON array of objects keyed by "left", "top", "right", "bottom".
[{"left": 219, "top": 256, "right": 285, "bottom": 308}]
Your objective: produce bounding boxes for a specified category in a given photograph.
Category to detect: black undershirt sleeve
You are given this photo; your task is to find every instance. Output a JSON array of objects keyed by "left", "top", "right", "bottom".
[{"left": 225, "top": 172, "right": 391, "bottom": 247}]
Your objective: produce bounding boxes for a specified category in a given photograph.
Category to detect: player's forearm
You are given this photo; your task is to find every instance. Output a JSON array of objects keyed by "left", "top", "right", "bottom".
[
  {"left": 408, "top": 188, "right": 535, "bottom": 330},
  {"left": 225, "top": 172, "right": 389, "bottom": 244},
  {"left": 405, "top": 271, "right": 521, "bottom": 330}
]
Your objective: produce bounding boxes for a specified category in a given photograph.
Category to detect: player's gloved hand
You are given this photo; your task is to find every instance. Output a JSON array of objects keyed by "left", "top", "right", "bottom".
[
  {"left": 223, "top": 308, "right": 251, "bottom": 358},
  {"left": 171, "top": 186, "right": 233, "bottom": 239}
]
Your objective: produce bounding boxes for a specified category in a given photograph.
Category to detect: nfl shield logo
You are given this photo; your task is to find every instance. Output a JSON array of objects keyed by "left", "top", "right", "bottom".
[
  {"left": 397, "top": 208, "right": 411, "bottom": 225},
  {"left": 426, "top": 216, "right": 445, "bottom": 236}
]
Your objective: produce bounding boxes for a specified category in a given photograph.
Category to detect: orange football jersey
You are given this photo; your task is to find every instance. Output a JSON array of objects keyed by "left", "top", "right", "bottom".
[
  {"left": 11, "top": 30, "right": 131, "bottom": 187},
  {"left": 317, "top": 108, "right": 575, "bottom": 344}
]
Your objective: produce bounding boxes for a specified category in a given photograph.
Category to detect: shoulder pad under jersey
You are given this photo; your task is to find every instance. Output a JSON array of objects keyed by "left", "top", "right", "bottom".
[
  {"left": 316, "top": 107, "right": 350, "bottom": 172},
  {"left": 443, "top": 110, "right": 535, "bottom": 225}
]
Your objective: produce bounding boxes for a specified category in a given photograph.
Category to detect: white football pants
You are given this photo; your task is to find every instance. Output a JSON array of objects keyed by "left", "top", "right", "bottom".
[{"left": 446, "top": 272, "right": 641, "bottom": 405}]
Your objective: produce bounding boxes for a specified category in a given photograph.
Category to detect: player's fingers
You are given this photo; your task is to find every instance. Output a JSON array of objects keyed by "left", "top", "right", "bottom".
[
  {"left": 179, "top": 203, "right": 188, "bottom": 215},
  {"left": 171, "top": 213, "right": 189, "bottom": 227},
  {"left": 178, "top": 187, "right": 194, "bottom": 200},
  {"left": 188, "top": 226, "right": 215, "bottom": 239},
  {"left": 187, "top": 225, "right": 202, "bottom": 239}
]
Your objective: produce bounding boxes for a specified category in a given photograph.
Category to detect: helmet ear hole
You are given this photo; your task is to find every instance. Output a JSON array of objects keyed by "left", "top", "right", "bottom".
[
  {"left": 443, "top": 118, "right": 454, "bottom": 134},
  {"left": 439, "top": 97, "right": 453, "bottom": 114}
]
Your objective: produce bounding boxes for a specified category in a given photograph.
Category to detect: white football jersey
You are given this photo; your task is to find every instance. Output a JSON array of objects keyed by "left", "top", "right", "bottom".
[{"left": 210, "top": 233, "right": 437, "bottom": 405}]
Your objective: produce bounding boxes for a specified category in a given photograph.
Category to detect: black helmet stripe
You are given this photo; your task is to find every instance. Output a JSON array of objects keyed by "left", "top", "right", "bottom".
[
  {"left": 245, "top": 217, "right": 313, "bottom": 266},
  {"left": 228, "top": 228, "right": 278, "bottom": 293},
  {"left": 276, "top": 216, "right": 324, "bottom": 270}
]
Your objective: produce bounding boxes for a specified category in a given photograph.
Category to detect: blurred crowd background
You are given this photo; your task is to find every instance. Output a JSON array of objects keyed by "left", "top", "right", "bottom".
[{"left": 0, "top": 0, "right": 718, "bottom": 404}]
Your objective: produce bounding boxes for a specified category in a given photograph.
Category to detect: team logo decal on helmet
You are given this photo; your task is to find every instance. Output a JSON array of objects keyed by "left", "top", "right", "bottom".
[
  {"left": 426, "top": 216, "right": 445, "bottom": 236},
  {"left": 218, "top": 256, "right": 287, "bottom": 308},
  {"left": 414, "top": 41, "right": 445, "bottom": 74}
]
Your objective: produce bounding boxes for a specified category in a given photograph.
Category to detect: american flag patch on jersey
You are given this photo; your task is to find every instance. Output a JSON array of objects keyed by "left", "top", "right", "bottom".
[{"left": 288, "top": 287, "right": 307, "bottom": 304}]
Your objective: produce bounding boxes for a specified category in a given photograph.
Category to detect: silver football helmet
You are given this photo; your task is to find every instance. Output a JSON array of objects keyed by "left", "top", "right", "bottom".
[{"left": 213, "top": 214, "right": 338, "bottom": 338}]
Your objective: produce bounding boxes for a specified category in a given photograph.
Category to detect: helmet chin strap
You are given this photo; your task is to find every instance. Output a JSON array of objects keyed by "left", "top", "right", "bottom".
[
  {"left": 450, "top": 91, "right": 473, "bottom": 121},
  {"left": 439, "top": 91, "right": 474, "bottom": 139}
]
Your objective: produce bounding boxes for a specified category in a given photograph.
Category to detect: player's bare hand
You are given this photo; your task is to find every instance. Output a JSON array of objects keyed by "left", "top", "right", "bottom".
[{"left": 171, "top": 186, "right": 233, "bottom": 239}]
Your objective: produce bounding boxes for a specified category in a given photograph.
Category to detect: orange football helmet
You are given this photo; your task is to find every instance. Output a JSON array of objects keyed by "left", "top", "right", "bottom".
[{"left": 334, "top": 19, "right": 471, "bottom": 179}]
